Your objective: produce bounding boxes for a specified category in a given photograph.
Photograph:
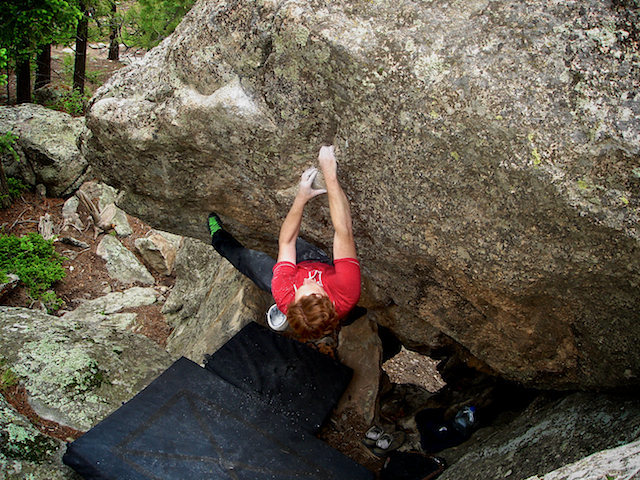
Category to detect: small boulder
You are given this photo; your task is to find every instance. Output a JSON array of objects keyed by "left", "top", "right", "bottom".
[
  {"left": 0, "top": 104, "right": 88, "bottom": 197},
  {"left": 61, "top": 196, "right": 84, "bottom": 233},
  {"left": 96, "top": 234, "right": 154, "bottom": 285},
  {"left": 62, "top": 287, "right": 159, "bottom": 327},
  {"left": 135, "top": 230, "right": 183, "bottom": 276},
  {"left": 162, "top": 237, "right": 271, "bottom": 363},
  {"left": 75, "top": 182, "right": 133, "bottom": 237}
]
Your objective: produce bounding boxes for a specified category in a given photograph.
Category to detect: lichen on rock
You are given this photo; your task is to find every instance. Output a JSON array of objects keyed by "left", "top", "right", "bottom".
[{"left": 0, "top": 306, "right": 173, "bottom": 432}]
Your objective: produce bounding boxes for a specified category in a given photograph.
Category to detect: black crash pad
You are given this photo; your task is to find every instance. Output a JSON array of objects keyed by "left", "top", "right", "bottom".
[
  {"left": 204, "top": 322, "right": 352, "bottom": 433},
  {"left": 63, "top": 357, "right": 373, "bottom": 480}
]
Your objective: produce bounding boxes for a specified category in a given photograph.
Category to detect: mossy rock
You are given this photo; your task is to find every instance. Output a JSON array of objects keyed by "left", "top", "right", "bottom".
[{"left": 0, "top": 306, "right": 174, "bottom": 431}]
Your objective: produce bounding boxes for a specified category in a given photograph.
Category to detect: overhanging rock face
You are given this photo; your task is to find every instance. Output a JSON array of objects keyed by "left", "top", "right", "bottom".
[{"left": 82, "top": 0, "right": 640, "bottom": 389}]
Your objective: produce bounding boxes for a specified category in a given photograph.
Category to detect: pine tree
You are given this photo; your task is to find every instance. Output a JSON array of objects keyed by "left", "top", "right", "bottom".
[{"left": 0, "top": 0, "right": 80, "bottom": 103}]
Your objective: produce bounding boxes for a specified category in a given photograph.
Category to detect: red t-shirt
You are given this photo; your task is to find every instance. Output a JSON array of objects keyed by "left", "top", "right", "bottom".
[{"left": 271, "top": 258, "right": 361, "bottom": 320}]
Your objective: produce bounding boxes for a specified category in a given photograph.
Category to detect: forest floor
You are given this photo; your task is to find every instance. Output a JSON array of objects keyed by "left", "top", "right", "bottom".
[{"left": 1, "top": 42, "right": 145, "bottom": 107}]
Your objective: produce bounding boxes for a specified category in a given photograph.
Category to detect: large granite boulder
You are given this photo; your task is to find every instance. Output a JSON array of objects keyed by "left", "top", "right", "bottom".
[
  {"left": 82, "top": 0, "right": 640, "bottom": 389},
  {"left": 0, "top": 306, "right": 173, "bottom": 432},
  {"left": 0, "top": 104, "right": 88, "bottom": 196}
]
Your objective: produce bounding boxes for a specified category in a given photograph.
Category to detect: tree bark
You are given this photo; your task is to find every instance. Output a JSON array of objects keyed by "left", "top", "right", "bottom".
[
  {"left": 73, "top": 1, "right": 89, "bottom": 94},
  {"left": 5, "top": 67, "right": 10, "bottom": 105},
  {"left": 108, "top": 1, "right": 119, "bottom": 61},
  {"left": 0, "top": 163, "right": 11, "bottom": 208},
  {"left": 35, "top": 44, "right": 52, "bottom": 90},
  {"left": 16, "top": 58, "right": 31, "bottom": 104}
]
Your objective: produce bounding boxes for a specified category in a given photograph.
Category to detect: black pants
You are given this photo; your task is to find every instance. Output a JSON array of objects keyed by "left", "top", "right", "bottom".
[{"left": 211, "top": 229, "right": 331, "bottom": 295}]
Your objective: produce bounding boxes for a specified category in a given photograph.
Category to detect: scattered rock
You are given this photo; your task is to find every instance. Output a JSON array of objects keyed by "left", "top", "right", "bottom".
[
  {"left": 134, "top": 230, "right": 183, "bottom": 276},
  {"left": 99, "top": 203, "right": 132, "bottom": 237},
  {"left": 62, "top": 287, "right": 159, "bottom": 327},
  {"left": 59, "top": 237, "right": 90, "bottom": 249},
  {"left": 61, "top": 196, "right": 84, "bottom": 233},
  {"left": 162, "top": 237, "right": 271, "bottom": 363},
  {"left": 0, "top": 104, "right": 88, "bottom": 196},
  {"left": 0, "top": 306, "right": 173, "bottom": 432},
  {"left": 96, "top": 234, "right": 154, "bottom": 285},
  {"left": 38, "top": 213, "right": 54, "bottom": 240},
  {"left": 336, "top": 316, "right": 383, "bottom": 425},
  {"left": 72, "top": 182, "right": 133, "bottom": 237}
]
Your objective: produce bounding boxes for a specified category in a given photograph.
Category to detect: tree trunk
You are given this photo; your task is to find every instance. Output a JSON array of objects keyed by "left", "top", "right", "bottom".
[
  {"left": 5, "top": 67, "right": 10, "bottom": 105},
  {"left": 73, "top": 1, "right": 89, "bottom": 94},
  {"left": 108, "top": 1, "right": 119, "bottom": 61},
  {"left": 0, "top": 163, "right": 11, "bottom": 208},
  {"left": 16, "top": 58, "right": 31, "bottom": 104},
  {"left": 35, "top": 44, "right": 52, "bottom": 90}
]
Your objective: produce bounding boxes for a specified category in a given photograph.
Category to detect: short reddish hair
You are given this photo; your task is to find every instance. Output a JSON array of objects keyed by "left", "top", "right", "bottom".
[{"left": 287, "top": 295, "right": 338, "bottom": 340}]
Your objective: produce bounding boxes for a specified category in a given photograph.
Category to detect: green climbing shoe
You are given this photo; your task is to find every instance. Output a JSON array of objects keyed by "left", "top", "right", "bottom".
[{"left": 208, "top": 213, "right": 222, "bottom": 236}]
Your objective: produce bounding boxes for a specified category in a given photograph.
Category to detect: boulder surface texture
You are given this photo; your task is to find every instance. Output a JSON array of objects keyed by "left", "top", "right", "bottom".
[
  {"left": 82, "top": 0, "right": 640, "bottom": 390},
  {"left": 0, "top": 306, "right": 173, "bottom": 432}
]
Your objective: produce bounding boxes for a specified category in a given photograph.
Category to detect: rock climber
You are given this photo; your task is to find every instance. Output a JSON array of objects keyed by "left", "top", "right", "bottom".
[{"left": 207, "top": 145, "right": 361, "bottom": 340}]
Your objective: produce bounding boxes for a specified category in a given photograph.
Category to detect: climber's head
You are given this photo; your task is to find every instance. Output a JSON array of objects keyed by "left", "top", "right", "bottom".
[{"left": 286, "top": 280, "right": 337, "bottom": 340}]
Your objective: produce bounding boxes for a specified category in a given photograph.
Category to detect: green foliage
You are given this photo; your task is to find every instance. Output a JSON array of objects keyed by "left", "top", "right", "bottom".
[
  {"left": 40, "top": 290, "right": 66, "bottom": 313},
  {"left": 0, "top": 368, "right": 19, "bottom": 392},
  {"left": 0, "top": 232, "right": 66, "bottom": 310},
  {"left": 0, "top": 0, "right": 81, "bottom": 65},
  {"left": 0, "top": 356, "right": 19, "bottom": 392},
  {"left": 44, "top": 88, "right": 90, "bottom": 116},
  {"left": 0, "top": 48, "right": 7, "bottom": 86},
  {"left": 121, "top": 0, "right": 195, "bottom": 49},
  {"left": 0, "top": 131, "right": 19, "bottom": 161},
  {"left": 1, "top": 178, "right": 30, "bottom": 209},
  {"left": 60, "top": 50, "right": 103, "bottom": 85},
  {"left": 7, "top": 178, "right": 29, "bottom": 200}
]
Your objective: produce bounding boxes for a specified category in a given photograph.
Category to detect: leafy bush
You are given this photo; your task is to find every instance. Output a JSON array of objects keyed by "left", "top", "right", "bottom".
[
  {"left": 0, "top": 367, "right": 18, "bottom": 392},
  {"left": 0, "top": 357, "right": 19, "bottom": 392},
  {"left": 0, "top": 178, "right": 29, "bottom": 209},
  {"left": 0, "top": 131, "right": 18, "bottom": 159},
  {"left": 7, "top": 177, "right": 28, "bottom": 199},
  {"left": 43, "top": 88, "right": 90, "bottom": 116},
  {"left": 0, "top": 232, "right": 66, "bottom": 311}
]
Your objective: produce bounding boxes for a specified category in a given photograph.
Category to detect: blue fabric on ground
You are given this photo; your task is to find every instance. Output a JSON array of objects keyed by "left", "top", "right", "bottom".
[
  {"left": 63, "top": 357, "right": 373, "bottom": 480},
  {"left": 204, "top": 322, "right": 353, "bottom": 434}
]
